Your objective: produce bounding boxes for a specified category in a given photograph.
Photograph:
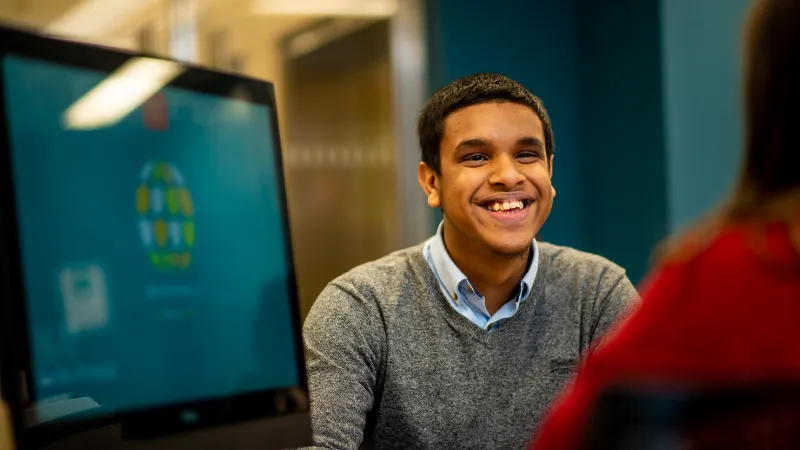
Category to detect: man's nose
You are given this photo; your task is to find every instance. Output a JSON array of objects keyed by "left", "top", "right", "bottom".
[{"left": 488, "top": 154, "right": 525, "bottom": 188}]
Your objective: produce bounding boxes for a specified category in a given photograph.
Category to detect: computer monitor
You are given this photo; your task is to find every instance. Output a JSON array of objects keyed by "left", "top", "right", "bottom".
[{"left": 0, "top": 25, "right": 311, "bottom": 449}]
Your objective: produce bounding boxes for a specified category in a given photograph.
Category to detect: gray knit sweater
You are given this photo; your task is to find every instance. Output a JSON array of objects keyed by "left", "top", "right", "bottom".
[{"left": 302, "top": 242, "right": 638, "bottom": 449}]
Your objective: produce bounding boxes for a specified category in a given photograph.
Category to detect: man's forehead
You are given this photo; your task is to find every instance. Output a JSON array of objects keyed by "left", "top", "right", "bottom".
[{"left": 442, "top": 102, "right": 544, "bottom": 140}]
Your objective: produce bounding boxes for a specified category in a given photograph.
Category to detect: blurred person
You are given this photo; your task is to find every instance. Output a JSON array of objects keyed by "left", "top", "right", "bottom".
[
  {"left": 302, "top": 73, "right": 638, "bottom": 449},
  {"left": 531, "top": 0, "right": 800, "bottom": 448}
]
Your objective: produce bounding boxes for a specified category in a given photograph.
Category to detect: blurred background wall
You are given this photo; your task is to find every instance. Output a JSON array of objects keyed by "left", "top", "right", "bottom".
[
  {"left": 0, "top": 0, "right": 755, "bottom": 316},
  {"left": 661, "top": 0, "right": 752, "bottom": 231}
]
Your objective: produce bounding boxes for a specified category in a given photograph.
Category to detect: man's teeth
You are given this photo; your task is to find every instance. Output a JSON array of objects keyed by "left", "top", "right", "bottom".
[{"left": 487, "top": 200, "right": 525, "bottom": 211}]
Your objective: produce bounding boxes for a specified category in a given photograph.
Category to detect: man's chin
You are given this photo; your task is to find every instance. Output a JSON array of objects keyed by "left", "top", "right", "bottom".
[{"left": 483, "top": 237, "right": 534, "bottom": 258}]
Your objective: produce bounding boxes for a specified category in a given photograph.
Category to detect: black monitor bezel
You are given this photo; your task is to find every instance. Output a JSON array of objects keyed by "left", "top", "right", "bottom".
[{"left": 0, "top": 24, "right": 309, "bottom": 443}]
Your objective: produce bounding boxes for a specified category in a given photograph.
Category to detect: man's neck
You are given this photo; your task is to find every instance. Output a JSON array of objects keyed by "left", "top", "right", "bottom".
[{"left": 442, "top": 222, "right": 530, "bottom": 316}]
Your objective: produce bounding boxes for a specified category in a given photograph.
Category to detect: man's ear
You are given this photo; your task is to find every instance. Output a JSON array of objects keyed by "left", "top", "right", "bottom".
[
  {"left": 549, "top": 154, "right": 556, "bottom": 198},
  {"left": 418, "top": 162, "right": 441, "bottom": 208}
]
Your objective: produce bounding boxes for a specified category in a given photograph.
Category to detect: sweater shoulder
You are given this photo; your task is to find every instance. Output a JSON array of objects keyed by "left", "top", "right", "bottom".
[
  {"left": 305, "top": 244, "right": 430, "bottom": 333},
  {"left": 326, "top": 243, "right": 430, "bottom": 297},
  {"left": 537, "top": 241, "right": 628, "bottom": 284}
]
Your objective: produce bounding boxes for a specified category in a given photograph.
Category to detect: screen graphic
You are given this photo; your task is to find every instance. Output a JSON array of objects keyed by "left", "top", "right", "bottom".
[
  {"left": 3, "top": 54, "right": 300, "bottom": 413},
  {"left": 137, "top": 161, "right": 196, "bottom": 271}
]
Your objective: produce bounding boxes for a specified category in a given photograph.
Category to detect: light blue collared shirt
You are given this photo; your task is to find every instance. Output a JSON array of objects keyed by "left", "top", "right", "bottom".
[{"left": 422, "top": 222, "right": 539, "bottom": 331}]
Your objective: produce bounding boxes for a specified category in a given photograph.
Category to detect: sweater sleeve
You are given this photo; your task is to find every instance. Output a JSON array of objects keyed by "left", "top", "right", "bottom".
[{"left": 300, "top": 282, "right": 386, "bottom": 449}]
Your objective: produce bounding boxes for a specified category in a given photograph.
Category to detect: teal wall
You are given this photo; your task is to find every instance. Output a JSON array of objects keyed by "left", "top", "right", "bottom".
[
  {"left": 661, "top": 0, "right": 752, "bottom": 231},
  {"left": 425, "top": 0, "right": 752, "bottom": 284},
  {"left": 575, "top": 0, "right": 667, "bottom": 284}
]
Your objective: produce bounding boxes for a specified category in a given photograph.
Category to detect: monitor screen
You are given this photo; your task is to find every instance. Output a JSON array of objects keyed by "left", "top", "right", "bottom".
[{"left": 2, "top": 54, "right": 300, "bottom": 415}]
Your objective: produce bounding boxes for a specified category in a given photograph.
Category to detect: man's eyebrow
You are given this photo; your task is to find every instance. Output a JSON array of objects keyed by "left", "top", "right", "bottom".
[
  {"left": 517, "top": 137, "right": 545, "bottom": 148},
  {"left": 454, "top": 138, "right": 491, "bottom": 152}
]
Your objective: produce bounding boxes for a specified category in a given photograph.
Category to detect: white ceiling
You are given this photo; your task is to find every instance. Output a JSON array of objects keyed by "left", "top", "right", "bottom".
[
  {"left": 0, "top": 0, "right": 379, "bottom": 43},
  {"left": 0, "top": 0, "right": 387, "bottom": 65}
]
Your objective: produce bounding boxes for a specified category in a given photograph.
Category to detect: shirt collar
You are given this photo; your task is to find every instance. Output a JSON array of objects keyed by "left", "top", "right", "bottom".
[{"left": 428, "top": 221, "right": 539, "bottom": 302}]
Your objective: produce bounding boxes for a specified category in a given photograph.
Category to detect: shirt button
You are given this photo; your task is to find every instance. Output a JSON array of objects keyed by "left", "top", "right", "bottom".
[{"left": 453, "top": 292, "right": 458, "bottom": 301}]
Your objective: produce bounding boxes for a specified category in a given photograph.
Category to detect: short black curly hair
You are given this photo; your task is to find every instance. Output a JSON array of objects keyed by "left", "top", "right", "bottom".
[{"left": 418, "top": 73, "right": 554, "bottom": 174}]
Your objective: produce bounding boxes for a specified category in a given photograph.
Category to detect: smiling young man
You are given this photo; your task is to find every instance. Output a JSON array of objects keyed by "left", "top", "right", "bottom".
[{"left": 302, "top": 74, "right": 638, "bottom": 449}]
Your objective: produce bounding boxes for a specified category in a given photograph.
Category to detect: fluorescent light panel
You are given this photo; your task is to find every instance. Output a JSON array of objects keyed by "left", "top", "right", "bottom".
[
  {"left": 253, "top": 0, "right": 398, "bottom": 17},
  {"left": 46, "top": 0, "right": 162, "bottom": 37},
  {"left": 285, "top": 18, "right": 373, "bottom": 58}
]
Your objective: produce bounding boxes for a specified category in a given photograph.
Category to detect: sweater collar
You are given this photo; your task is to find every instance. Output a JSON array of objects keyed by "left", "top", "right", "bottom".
[{"left": 426, "top": 221, "right": 539, "bottom": 304}]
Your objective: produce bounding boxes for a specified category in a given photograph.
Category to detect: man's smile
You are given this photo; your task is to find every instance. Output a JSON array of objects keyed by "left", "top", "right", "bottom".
[{"left": 474, "top": 196, "right": 535, "bottom": 224}]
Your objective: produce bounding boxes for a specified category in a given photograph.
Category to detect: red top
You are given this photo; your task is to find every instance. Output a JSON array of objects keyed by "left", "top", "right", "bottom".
[{"left": 531, "top": 221, "right": 800, "bottom": 450}]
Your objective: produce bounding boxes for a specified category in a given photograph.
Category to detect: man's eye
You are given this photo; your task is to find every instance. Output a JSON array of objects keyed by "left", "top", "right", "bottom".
[
  {"left": 465, "top": 154, "right": 488, "bottom": 162},
  {"left": 517, "top": 151, "right": 540, "bottom": 160}
]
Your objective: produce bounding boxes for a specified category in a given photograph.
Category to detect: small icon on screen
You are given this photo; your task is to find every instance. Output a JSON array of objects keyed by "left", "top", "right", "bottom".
[{"left": 60, "top": 263, "right": 109, "bottom": 334}]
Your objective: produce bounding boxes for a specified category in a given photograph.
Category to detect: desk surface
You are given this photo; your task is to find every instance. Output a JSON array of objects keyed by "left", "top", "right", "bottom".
[{"left": 1, "top": 401, "right": 14, "bottom": 450}]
